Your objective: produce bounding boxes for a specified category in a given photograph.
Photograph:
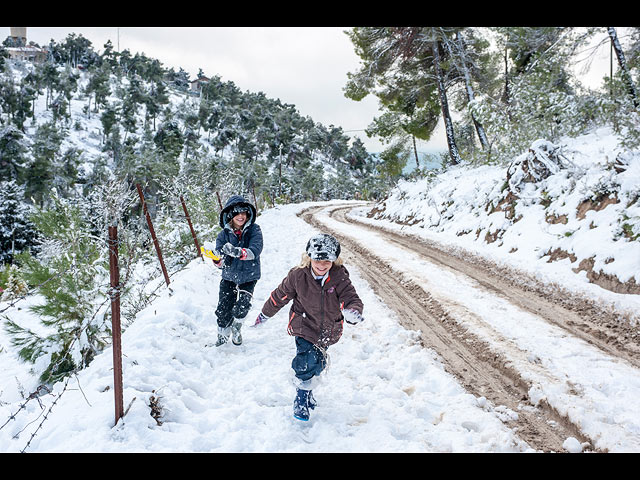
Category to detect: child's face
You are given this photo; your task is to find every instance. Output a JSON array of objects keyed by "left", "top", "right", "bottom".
[
  {"left": 310, "top": 259, "right": 332, "bottom": 276},
  {"left": 232, "top": 212, "right": 247, "bottom": 228}
]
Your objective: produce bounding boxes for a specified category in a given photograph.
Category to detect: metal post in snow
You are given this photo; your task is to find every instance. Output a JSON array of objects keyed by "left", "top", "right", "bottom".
[
  {"left": 180, "top": 195, "right": 203, "bottom": 262},
  {"left": 108, "top": 225, "right": 124, "bottom": 426},
  {"left": 136, "top": 183, "right": 170, "bottom": 287}
]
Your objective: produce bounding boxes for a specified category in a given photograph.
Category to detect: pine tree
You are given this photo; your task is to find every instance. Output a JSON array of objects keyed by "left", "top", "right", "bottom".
[
  {"left": 470, "top": 27, "right": 593, "bottom": 160},
  {"left": 40, "top": 62, "right": 60, "bottom": 110},
  {"left": 85, "top": 63, "right": 111, "bottom": 118},
  {"left": 0, "top": 125, "right": 28, "bottom": 183},
  {"left": 0, "top": 76, "right": 18, "bottom": 124},
  {"left": 25, "top": 122, "right": 63, "bottom": 206},
  {"left": 6, "top": 192, "right": 110, "bottom": 384},
  {"left": 53, "top": 147, "right": 82, "bottom": 197},
  {"left": 58, "top": 65, "right": 79, "bottom": 123},
  {"left": 13, "top": 80, "right": 37, "bottom": 131},
  {"left": 345, "top": 27, "right": 462, "bottom": 165},
  {"left": 0, "top": 180, "right": 38, "bottom": 263},
  {"left": 443, "top": 29, "right": 493, "bottom": 151},
  {"left": 607, "top": 27, "right": 639, "bottom": 107}
]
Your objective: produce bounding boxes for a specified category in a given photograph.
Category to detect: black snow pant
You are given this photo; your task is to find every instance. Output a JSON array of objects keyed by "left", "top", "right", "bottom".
[{"left": 215, "top": 279, "right": 257, "bottom": 329}]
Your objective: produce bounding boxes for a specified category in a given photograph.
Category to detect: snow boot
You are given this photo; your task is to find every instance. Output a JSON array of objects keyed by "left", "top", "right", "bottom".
[
  {"left": 293, "top": 388, "right": 312, "bottom": 421},
  {"left": 215, "top": 326, "right": 231, "bottom": 347},
  {"left": 308, "top": 391, "right": 317, "bottom": 410},
  {"left": 231, "top": 319, "right": 243, "bottom": 345}
]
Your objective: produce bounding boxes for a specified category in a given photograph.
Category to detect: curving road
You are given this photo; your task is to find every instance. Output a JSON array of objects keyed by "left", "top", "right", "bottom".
[{"left": 301, "top": 203, "right": 640, "bottom": 453}]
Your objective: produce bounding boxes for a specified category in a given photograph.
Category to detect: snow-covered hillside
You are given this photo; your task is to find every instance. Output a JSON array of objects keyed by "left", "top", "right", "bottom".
[{"left": 368, "top": 127, "right": 640, "bottom": 305}]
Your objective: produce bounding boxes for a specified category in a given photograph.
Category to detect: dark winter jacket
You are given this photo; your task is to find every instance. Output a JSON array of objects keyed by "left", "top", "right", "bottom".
[
  {"left": 261, "top": 264, "right": 363, "bottom": 349},
  {"left": 216, "top": 195, "right": 263, "bottom": 284}
]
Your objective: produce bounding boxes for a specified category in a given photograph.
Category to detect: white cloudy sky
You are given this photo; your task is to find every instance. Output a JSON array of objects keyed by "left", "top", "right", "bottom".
[{"left": 4, "top": 26, "right": 619, "bottom": 155}]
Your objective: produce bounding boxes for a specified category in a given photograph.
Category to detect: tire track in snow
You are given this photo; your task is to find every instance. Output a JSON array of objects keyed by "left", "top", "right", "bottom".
[{"left": 301, "top": 203, "right": 602, "bottom": 452}]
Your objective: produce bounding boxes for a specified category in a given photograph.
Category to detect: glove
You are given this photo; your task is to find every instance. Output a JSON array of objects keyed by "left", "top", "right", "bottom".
[
  {"left": 252, "top": 312, "right": 270, "bottom": 327},
  {"left": 343, "top": 308, "right": 364, "bottom": 325},
  {"left": 222, "top": 242, "right": 243, "bottom": 258}
]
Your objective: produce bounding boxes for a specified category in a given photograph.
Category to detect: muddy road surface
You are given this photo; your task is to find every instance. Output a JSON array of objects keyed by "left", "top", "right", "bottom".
[{"left": 301, "top": 203, "right": 640, "bottom": 452}]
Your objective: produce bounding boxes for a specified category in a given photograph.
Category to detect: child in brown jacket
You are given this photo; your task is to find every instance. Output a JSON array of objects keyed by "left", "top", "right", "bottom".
[{"left": 253, "top": 233, "right": 364, "bottom": 421}]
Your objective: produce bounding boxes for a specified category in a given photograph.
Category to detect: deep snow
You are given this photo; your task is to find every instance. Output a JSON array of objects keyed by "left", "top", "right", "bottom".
[
  {"left": 1, "top": 193, "right": 639, "bottom": 452},
  {"left": 0, "top": 201, "right": 533, "bottom": 453}
]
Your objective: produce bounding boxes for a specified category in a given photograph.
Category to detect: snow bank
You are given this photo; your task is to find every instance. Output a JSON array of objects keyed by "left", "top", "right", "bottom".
[{"left": 366, "top": 127, "right": 640, "bottom": 314}]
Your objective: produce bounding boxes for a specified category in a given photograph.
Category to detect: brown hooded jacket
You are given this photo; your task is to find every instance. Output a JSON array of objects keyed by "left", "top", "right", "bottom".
[{"left": 261, "top": 264, "right": 363, "bottom": 348}]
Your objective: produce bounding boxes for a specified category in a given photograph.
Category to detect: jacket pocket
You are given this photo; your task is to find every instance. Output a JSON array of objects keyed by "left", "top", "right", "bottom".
[{"left": 330, "top": 316, "right": 344, "bottom": 345}]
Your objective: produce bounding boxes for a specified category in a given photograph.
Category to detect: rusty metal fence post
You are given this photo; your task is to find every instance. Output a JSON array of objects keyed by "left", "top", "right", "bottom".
[
  {"left": 136, "top": 183, "right": 170, "bottom": 287},
  {"left": 180, "top": 195, "right": 203, "bottom": 262},
  {"left": 108, "top": 225, "right": 124, "bottom": 426}
]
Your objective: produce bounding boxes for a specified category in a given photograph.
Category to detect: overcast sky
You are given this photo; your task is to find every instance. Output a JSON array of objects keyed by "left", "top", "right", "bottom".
[{"left": 4, "top": 26, "right": 618, "bottom": 155}]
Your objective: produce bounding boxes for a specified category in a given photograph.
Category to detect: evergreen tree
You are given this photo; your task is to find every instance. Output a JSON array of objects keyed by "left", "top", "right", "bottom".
[
  {"left": 0, "top": 45, "right": 8, "bottom": 72},
  {"left": 49, "top": 33, "right": 97, "bottom": 69},
  {"left": 6, "top": 192, "right": 111, "bottom": 384},
  {"left": 167, "top": 67, "right": 190, "bottom": 91},
  {"left": 443, "top": 29, "right": 493, "bottom": 151},
  {"left": 346, "top": 27, "right": 462, "bottom": 165},
  {"left": 607, "top": 27, "right": 639, "bottom": 107},
  {"left": 85, "top": 62, "right": 111, "bottom": 118},
  {"left": 53, "top": 147, "right": 82, "bottom": 197},
  {"left": 120, "top": 75, "right": 145, "bottom": 139},
  {"left": 377, "top": 140, "right": 409, "bottom": 186},
  {"left": 100, "top": 40, "right": 119, "bottom": 70},
  {"left": 471, "top": 27, "right": 592, "bottom": 160},
  {"left": 0, "top": 125, "right": 28, "bottom": 183},
  {"left": 40, "top": 61, "right": 61, "bottom": 110},
  {"left": 100, "top": 102, "right": 118, "bottom": 142},
  {"left": 346, "top": 137, "right": 370, "bottom": 171},
  {"left": 13, "top": 80, "right": 37, "bottom": 131},
  {"left": 0, "top": 180, "right": 38, "bottom": 263},
  {"left": 59, "top": 65, "right": 79, "bottom": 122},
  {"left": 145, "top": 79, "right": 169, "bottom": 130},
  {"left": 23, "top": 69, "right": 44, "bottom": 119},
  {"left": 25, "top": 122, "right": 63, "bottom": 206},
  {"left": 0, "top": 76, "right": 18, "bottom": 124},
  {"left": 154, "top": 119, "right": 184, "bottom": 161}
]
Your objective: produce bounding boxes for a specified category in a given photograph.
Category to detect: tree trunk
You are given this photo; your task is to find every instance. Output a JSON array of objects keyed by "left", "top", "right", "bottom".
[
  {"left": 456, "top": 33, "right": 489, "bottom": 150},
  {"left": 432, "top": 38, "right": 462, "bottom": 165},
  {"left": 412, "top": 135, "right": 420, "bottom": 168},
  {"left": 607, "top": 27, "right": 639, "bottom": 107}
]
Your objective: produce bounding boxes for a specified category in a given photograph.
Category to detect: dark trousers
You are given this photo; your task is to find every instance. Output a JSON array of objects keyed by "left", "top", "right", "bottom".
[
  {"left": 291, "top": 336, "right": 328, "bottom": 382},
  {"left": 215, "top": 279, "right": 257, "bottom": 329}
]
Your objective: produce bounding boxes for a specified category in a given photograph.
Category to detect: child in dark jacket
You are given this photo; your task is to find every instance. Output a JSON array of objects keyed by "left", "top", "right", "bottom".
[
  {"left": 207, "top": 195, "right": 263, "bottom": 347},
  {"left": 254, "top": 233, "right": 364, "bottom": 421}
]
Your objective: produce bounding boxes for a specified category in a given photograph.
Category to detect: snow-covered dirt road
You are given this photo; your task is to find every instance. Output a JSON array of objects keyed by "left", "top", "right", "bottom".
[{"left": 307, "top": 203, "right": 640, "bottom": 453}]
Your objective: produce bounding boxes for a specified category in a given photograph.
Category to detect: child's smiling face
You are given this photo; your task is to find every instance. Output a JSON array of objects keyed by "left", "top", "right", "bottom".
[
  {"left": 310, "top": 259, "right": 332, "bottom": 276},
  {"left": 232, "top": 211, "right": 247, "bottom": 228}
]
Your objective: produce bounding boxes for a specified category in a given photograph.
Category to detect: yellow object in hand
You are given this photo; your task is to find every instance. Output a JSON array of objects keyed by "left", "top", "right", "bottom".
[{"left": 201, "top": 246, "right": 221, "bottom": 262}]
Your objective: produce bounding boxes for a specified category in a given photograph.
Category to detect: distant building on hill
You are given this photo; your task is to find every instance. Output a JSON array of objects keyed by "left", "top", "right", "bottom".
[
  {"left": 190, "top": 75, "right": 210, "bottom": 93},
  {"left": 4, "top": 27, "right": 48, "bottom": 63}
]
